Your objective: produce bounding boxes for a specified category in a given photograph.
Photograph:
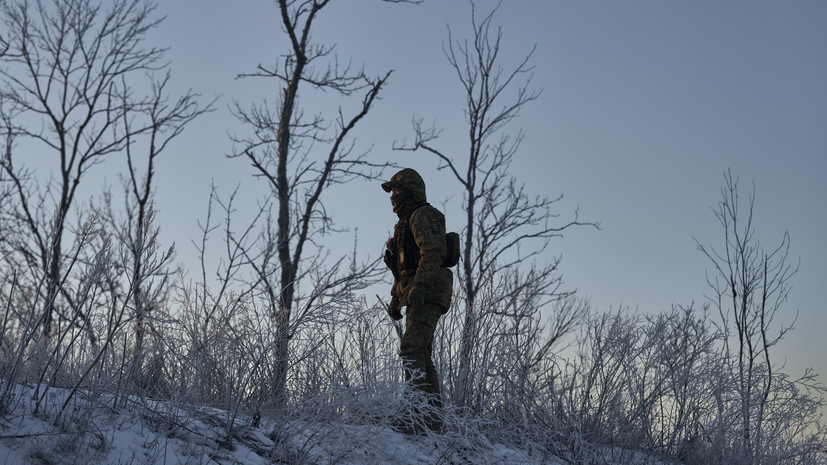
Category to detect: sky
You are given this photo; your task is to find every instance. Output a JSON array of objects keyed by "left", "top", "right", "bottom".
[{"left": 22, "top": 2, "right": 825, "bottom": 389}]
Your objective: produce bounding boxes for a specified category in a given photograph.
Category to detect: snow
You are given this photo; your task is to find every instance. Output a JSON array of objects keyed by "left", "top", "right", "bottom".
[{"left": 0, "top": 383, "right": 568, "bottom": 465}]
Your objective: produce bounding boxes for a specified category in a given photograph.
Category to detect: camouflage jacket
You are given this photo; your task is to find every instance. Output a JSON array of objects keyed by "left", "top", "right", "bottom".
[{"left": 389, "top": 203, "right": 453, "bottom": 311}]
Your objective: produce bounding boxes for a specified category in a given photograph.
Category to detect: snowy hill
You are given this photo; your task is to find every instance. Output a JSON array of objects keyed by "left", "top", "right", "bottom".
[
  {"left": 0, "top": 383, "right": 672, "bottom": 465},
  {"left": 0, "top": 383, "right": 541, "bottom": 464}
]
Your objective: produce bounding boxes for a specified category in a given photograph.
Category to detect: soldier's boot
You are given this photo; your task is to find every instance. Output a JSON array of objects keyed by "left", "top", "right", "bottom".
[{"left": 421, "top": 363, "right": 445, "bottom": 433}]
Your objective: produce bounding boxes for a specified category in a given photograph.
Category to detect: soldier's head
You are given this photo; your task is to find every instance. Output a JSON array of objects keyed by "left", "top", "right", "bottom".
[{"left": 382, "top": 168, "right": 427, "bottom": 214}]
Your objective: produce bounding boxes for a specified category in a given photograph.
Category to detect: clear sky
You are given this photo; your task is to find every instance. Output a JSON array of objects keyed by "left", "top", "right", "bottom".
[{"left": 119, "top": 1, "right": 825, "bottom": 385}]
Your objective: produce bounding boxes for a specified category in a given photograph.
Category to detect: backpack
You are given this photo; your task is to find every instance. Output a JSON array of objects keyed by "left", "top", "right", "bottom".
[{"left": 444, "top": 231, "right": 460, "bottom": 268}]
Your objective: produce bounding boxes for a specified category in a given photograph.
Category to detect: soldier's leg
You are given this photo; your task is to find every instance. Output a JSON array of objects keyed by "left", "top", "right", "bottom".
[
  {"left": 400, "top": 303, "right": 441, "bottom": 396},
  {"left": 400, "top": 303, "right": 444, "bottom": 432}
]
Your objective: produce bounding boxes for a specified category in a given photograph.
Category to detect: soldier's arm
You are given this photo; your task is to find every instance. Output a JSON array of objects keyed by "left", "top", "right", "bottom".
[
  {"left": 383, "top": 237, "right": 400, "bottom": 282},
  {"left": 409, "top": 207, "right": 447, "bottom": 292},
  {"left": 383, "top": 238, "right": 403, "bottom": 319}
]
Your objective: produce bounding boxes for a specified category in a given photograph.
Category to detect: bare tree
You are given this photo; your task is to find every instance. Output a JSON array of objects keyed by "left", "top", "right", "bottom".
[
  {"left": 229, "top": 0, "right": 414, "bottom": 405},
  {"left": 396, "top": 1, "right": 596, "bottom": 408},
  {"left": 98, "top": 71, "right": 213, "bottom": 387},
  {"left": 696, "top": 170, "right": 799, "bottom": 464},
  {"left": 0, "top": 0, "right": 169, "bottom": 336}
]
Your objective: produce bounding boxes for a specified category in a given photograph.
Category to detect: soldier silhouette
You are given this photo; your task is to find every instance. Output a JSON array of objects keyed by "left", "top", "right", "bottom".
[{"left": 382, "top": 168, "right": 455, "bottom": 433}]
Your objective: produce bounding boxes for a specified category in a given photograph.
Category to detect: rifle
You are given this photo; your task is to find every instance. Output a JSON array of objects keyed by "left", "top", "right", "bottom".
[{"left": 376, "top": 294, "right": 403, "bottom": 341}]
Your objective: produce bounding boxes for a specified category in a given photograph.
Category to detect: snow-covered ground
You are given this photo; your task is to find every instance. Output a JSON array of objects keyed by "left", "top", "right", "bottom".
[{"left": 0, "top": 383, "right": 569, "bottom": 465}]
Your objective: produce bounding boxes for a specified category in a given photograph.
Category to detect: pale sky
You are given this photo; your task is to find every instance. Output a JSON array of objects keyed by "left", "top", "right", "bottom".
[{"left": 80, "top": 1, "right": 825, "bottom": 385}]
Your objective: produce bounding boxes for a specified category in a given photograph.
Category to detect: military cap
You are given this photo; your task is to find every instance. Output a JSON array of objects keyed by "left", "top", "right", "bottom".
[{"left": 381, "top": 168, "right": 425, "bottom": 193}]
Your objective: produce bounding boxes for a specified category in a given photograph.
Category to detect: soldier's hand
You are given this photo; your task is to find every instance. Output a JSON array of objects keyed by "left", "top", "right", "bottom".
[
  {"left": 388, "top": 296, "right": 403, "bottom": 320},
  {"left": 383, "top": 248, "right": 395, "bottom": 271},
  {"left": 408, "top": 287, "right": 425, "bottom": 309}
]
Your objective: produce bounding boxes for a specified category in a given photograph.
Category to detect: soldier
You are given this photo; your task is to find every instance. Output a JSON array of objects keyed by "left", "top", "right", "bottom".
[{"left": 382, "top": 168, "right": 453, "bottom": 433}]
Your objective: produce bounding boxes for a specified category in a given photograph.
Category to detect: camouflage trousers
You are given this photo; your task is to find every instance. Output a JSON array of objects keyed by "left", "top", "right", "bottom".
[
  {"left": 400, "top": 302, "right": 442, "bottom": 394},
  {"left": 400, "top": 302, "right": 444, "bottom": 432}
]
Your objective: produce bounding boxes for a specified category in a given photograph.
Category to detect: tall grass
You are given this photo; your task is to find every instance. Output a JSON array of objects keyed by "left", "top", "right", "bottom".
[{"left": 0, "top": 215, "right": 824, "bottom": 464}]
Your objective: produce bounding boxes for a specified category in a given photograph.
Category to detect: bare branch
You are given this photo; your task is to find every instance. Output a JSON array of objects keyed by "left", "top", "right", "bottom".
[
  {"left": 0, "top": 0, "right": 197, "bottom": 336},
  {"left": 227, "top": 0, "right": 403, "bottom": 402},
  {"left": 394, "top": 0, "right": 597, "bottom": 408},
  {"left": 695, "top": 169, "right": 799, "bottom": 457}
]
